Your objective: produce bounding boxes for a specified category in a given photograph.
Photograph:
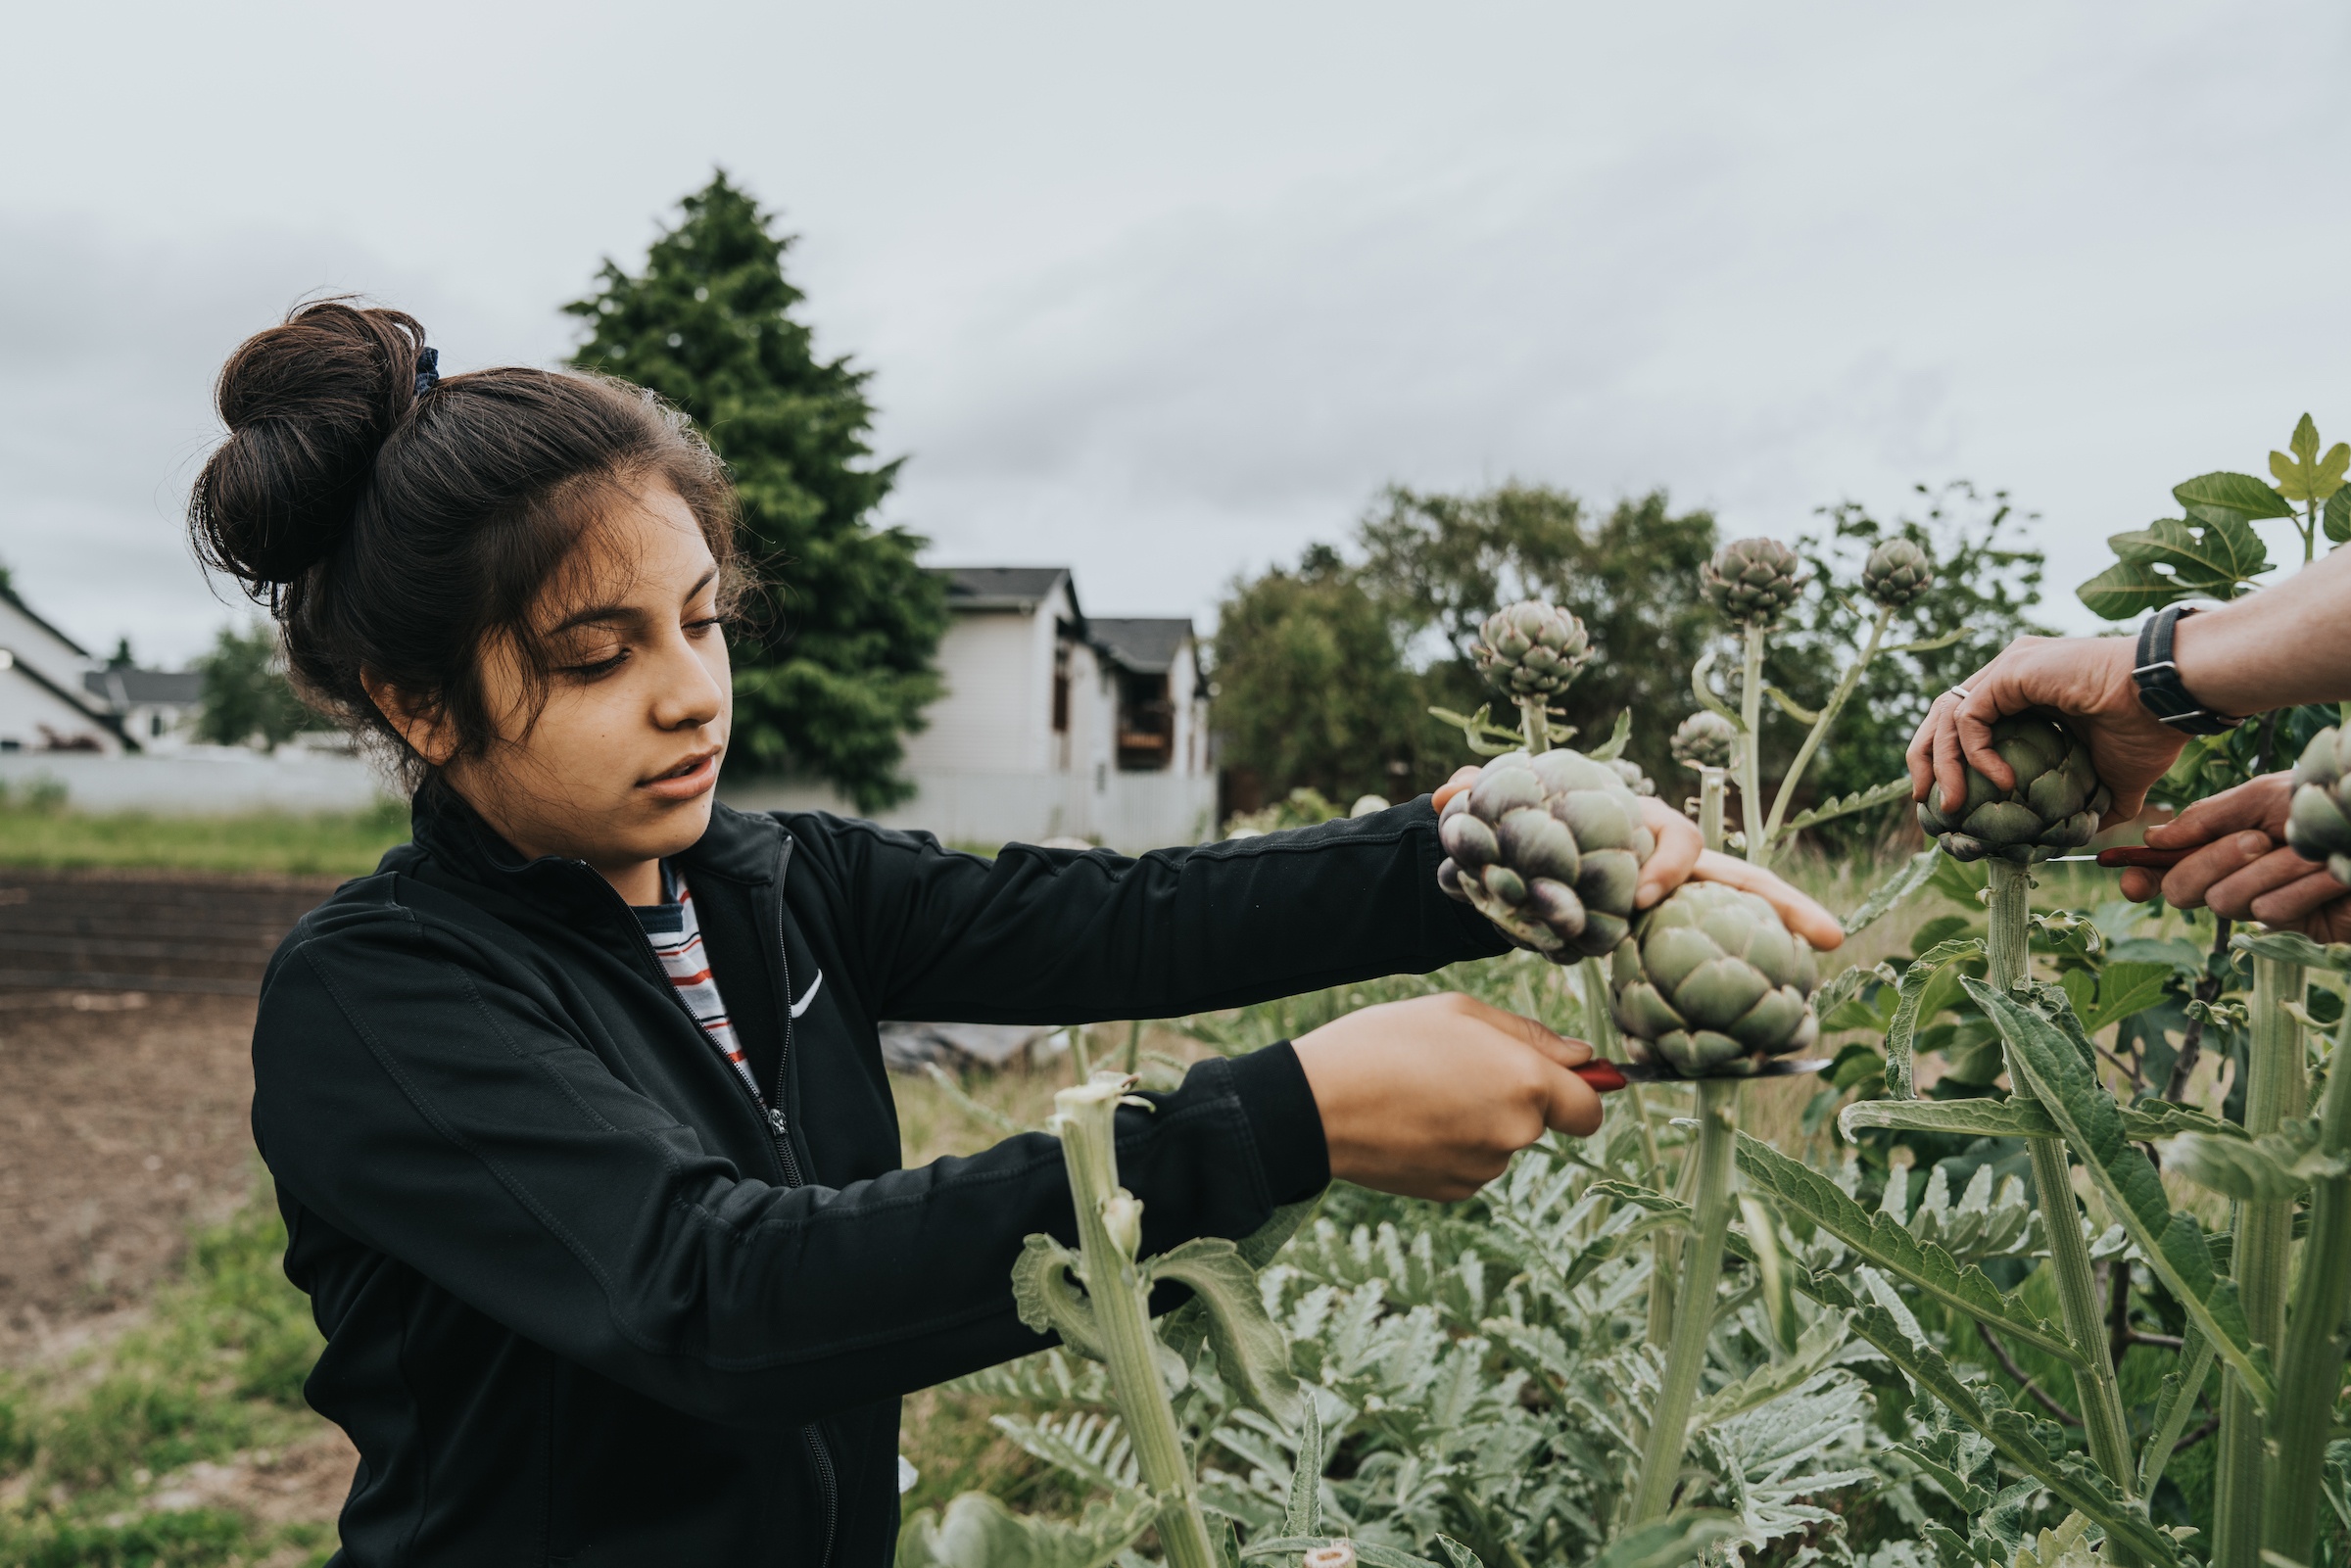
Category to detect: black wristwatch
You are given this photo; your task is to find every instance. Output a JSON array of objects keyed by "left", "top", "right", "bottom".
[{"left": 2133, "top": 603, "right": 2241, "bottom": 735}]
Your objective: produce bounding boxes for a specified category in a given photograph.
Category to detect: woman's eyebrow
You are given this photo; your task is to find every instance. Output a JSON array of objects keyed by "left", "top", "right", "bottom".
[
  {"left": 546, "top": 602, "right": 640, "bottom": 637},
  {"left": 682, "top": 566, "right": 718, "bottom": 605}
]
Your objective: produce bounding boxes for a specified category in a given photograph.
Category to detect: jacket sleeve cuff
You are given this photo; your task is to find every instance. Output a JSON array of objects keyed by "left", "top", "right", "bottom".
[{"left": 1226, "top": 1040, "right": 1330, "bottom": 1205}]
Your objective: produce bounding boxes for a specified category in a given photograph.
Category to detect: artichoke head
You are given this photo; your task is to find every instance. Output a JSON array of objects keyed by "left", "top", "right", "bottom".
[
  {"left": 1436, "top": 747, "right": 1657, "bottom": 958},
  {"left": 2286, "top": 726, "right": 2351, "bottom": 884},
  {"left": 1472, "top": 600, "right": 1594, "bottom": 699},
  {"left": 1702, "top": 538, "right": 1806, "bottom": 628},
  {"left": 1670, "top": 710, "right": 1737, "bottom": 772},
  {"left": 1861, "top": 538, "right": 1933, "bottom": 609},
  {"left": 1609, "top": 881, "right": 1820, "bottom": 1076},
  {"left": 1607, "top": 758, "right": 1656, "bottom": 797},
  {"left": 1915, "top": 710, "right": 2110, "bottom": 864}
]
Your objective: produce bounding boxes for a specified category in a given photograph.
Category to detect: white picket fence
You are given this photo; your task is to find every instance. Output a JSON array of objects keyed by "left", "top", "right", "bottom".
[{"left": 0, "top": 749, "right": 393, "bottom": 813}]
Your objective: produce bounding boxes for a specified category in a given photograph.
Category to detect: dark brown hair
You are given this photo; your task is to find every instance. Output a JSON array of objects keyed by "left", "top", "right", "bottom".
[{"left": 188, "top": 300, "right": 740, "bottom": 784}]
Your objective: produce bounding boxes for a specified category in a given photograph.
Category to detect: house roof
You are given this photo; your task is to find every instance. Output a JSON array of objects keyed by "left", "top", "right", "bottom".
[
  {"left": 936, "top": 566, "right": 1074, "bottom": 612},
  {"left": 84, "top": 668, "right": 205, "bottom": 708},
  {"left": 1088, "top": 618, "right": 1194, "bottom": 676},
  {"left": 0, "top": 582, "right": 89, "bottom": 660}
]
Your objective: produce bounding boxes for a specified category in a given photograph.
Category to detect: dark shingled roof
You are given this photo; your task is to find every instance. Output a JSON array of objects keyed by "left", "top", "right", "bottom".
[
  {"left": 84, "top": 668, "right": 205, "bottom": 707},
  {"left": 936, "top": 566, "right": 1072, "bottom": 611},
  {"left": 1088, "top": 618, "right": 1193, "bottom": 675}
]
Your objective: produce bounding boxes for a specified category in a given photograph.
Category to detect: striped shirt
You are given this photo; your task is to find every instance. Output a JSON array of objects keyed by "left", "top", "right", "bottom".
[{"left": 635, "top": 864, "right": 758, "bottom": 1100}]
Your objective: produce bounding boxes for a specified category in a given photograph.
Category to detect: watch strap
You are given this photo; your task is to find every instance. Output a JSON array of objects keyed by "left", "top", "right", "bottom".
[{"left": 2133, "top": 604, "right": 2241, "bottom": 736}]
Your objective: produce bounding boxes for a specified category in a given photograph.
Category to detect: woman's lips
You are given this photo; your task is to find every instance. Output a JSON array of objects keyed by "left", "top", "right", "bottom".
[{"left": 639, "top": 750, "right": 719, "bottom": 801}]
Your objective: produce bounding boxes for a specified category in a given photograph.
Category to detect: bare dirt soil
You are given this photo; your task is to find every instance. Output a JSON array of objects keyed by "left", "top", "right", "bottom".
[{"left": 0, "top": 992, "right": 272, "bottom": 1367}]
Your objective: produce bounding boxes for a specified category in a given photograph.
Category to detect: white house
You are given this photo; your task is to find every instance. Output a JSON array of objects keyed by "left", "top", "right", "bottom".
[
  {"left": 0, "top": 587, "right": 124, "bottom": 754},
  {"left": 81, "top": 666, "right": 205, "bottom": 751},
  {"left": 726, "top": 567, "right": 1218, "bottom": 850}
]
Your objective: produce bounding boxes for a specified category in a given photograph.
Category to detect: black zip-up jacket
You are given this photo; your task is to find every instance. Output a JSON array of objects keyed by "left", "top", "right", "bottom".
[{"left": 252, "top": 786, "right": 1506, "bottom": 1566}]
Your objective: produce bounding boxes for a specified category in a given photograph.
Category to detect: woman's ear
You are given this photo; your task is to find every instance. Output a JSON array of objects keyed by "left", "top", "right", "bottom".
[{"left": 361, "top": 669, "right": 457, "bottom": 767}]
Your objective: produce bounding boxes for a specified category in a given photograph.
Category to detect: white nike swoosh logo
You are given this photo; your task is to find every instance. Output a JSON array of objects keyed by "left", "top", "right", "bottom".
[{"left": 790, "top": 971, "right": 824, "bottom": 1019}]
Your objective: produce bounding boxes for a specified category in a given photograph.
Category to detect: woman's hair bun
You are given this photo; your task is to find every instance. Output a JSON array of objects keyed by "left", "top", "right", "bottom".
[{"left": 189, "top": 300, "right": 428, "bottom": 590}]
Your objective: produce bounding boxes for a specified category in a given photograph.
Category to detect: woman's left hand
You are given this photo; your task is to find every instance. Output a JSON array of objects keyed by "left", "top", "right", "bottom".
[{"left": 1432, "top": 765, "right": 1844, "bottom": 951}]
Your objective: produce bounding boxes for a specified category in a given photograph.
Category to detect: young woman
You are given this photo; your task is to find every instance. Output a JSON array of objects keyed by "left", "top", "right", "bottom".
[{"left": 199, "top": 301, "right": 1841, "bottom": 1567}]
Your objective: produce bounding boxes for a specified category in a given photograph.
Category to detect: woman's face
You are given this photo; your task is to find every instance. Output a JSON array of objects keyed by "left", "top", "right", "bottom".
[{"left": 442, "top": 478, "right": 732, "bottom": 894}]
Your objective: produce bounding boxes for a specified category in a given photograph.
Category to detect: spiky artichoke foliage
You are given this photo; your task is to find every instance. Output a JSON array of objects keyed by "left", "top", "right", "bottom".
[
  {"left": 1608, "top": 882, "right": 1820, "bottom": 1076},
  {"left": 1701, "top": 538, "right": 1806, "bottom": 628},
  {"left": 2287, "top": 726, "right": 2351, "bottom": 884},
  {"left": 1437, "top": 748, "right": 1657, "bottom": 959},
  {"left": 1860, "top": 537, "right": 1933, "bottom": 610},
  {"left": 1670, "top": 710, "right": 1737, "bottom": 772},
  {"left": 1915, "top": 710, "right": 2110, "bottom": 864},
  {"left": 1472, "top": 600, "right": 1594, "bottom": 699}
]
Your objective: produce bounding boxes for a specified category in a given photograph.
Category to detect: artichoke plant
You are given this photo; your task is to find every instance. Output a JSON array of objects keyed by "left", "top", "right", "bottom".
[
  {"left": 1608, "top": 881, "right": 1821, "bottom": 1076},
  {"left": 2287, "top": 725, "right": 2351, "bottom": 883},
  {"left": 1915, "top": 711, "right": 2110, "bottom": 864},
  {"left": 1861, "top": 538, "right": 1932, "bottom": 609},
  {"left": 1437, "top": 747, "right": 1657, "bottom": 958},
  {"left": 1670, "top": 710, "right": 1737, "bottom": 772},
  {"left": 1701, "top": 538, "right": 1806, "bottom": 628},
  {"left": 1472, "top": 600, "right": 1593, "bottom": 699}
]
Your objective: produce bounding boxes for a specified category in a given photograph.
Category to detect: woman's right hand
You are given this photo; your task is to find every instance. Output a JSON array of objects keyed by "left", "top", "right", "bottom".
[{"left": 1290, "top": 992, "right": 1602, "bottom": 1202}]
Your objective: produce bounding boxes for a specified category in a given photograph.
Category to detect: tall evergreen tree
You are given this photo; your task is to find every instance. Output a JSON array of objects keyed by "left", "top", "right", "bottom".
[{"left": 567, "top": 171, "right": 944, "bottom": 811}]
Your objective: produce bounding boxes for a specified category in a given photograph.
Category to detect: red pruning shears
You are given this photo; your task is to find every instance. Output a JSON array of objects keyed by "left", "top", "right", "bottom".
[
  {"left": 1571, "top": 1058, "right": 1832, "bottom": 1091},
  {"left": 2051, "top": 846, "right": 2191, "bottom": 868}
]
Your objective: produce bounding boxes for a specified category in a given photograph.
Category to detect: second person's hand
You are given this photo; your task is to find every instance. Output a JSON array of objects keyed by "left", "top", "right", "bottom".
[
  {"left": 2124, "top": 772, "right": 2351, "bottom": 940},
  {"left": 1290, "top": 993, "right": 1601, "bottom": 1202}
]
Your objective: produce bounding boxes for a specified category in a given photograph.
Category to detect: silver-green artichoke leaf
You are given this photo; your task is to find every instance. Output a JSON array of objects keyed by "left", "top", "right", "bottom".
[
  {"left": 1436, "top": 747, "right": 1658, "bottom": 959},
  {"left": 1670, "top": 709, "right": 1737, "bottom": 772},
  {"left": 1915, "top": 710, "right": 2111, "bottom": 864},
  {"left": 2286, "top": 725, "right": 2351, "bottom": 884},
  {"left": 1609, "top": 881, "right": 1820, "bottom": 1076},
  {"left": 1702, "top": 537, "right": 1806, "bottom": 629},
  {"left": 1861, "top": 537, "right": 1933, "bottom": 610},
  {"left": 1471, "top": 599, "right": 1594, "bottom": 699}
]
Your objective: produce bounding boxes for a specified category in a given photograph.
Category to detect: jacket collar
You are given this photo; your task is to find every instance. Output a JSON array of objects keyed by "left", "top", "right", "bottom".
[{"left": 408, "top": 780, "right": 788, "bottom": 913}]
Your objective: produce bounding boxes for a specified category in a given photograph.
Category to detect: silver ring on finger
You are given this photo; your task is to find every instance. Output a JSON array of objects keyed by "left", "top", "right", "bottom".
[{"left": 1945, "top": 685, "right": 1972, "bottom": 703}]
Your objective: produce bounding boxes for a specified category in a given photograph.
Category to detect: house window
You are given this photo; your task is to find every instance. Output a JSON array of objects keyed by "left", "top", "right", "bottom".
[
  {"left": 1115, "top": 672, "right": 1174, "bottom": 773},
  {"left": 1051, "top": 644, "right": 1070, "bottom": 734},
  {"left": 151, "top": 713, "right": 166, "bottom": 738}
]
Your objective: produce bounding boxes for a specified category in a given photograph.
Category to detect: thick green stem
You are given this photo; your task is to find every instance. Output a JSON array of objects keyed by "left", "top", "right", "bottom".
[
  {"left": 1986, "top": 860, "right": 2138, "bottom": 1504},
  {"left": 1632, "top": 1081, "right": 1738, "bottom": 1522},
  {"left": 1737, "top": 626, "right": 1766, "bottom": 865},
  {"left": 2262, "top": 1005, "right": 2351, "bottom": 1564},
  {"left": 1520, "top": 695, "right": 1551, "bottom": 755},
  {"left": 1698, "top": 768, "right": 1726, "bottom": 855},
  {"left": 1760, "top": 606, "right": 1892, "bottom": 856},
  {"left": 1051, "top": 1079, "right": 1221, "bottom": 1568},
  {"left": 2215, "top": 957, "right": 2305, "bottom": 1568}
]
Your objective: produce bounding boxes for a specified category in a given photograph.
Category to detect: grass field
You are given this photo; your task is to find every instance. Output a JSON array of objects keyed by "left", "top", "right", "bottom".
[{"left": 0, "top": 800, "right": 410, "bottom": 879}]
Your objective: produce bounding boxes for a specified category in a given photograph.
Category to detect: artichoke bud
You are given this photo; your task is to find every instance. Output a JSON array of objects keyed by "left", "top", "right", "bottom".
[
  {"left": 1915, "top": 710, "right": 2111, "bottom": 865},
  {"left": 1099, "top": 1190, "right": 1143, "bottom": 1259},
  {"left": 1670, "top": 710, "right": 1737, "bottom": 772},
  {"left": 1435, "top": 747, "right": 1656, "bottom": 959},
  {"left": 1702, "top": 537, "right": 1806, "bottom": 629},
  {"left": 2286, "top": 726, "right": 2351, "bottom": 885},
  {"left": 1472, "top": 600, "right": 1595, "bottom": 699},
  {"left": 1607, "top": 758, "right": 1657, "bottom": 797},
  {"left": 1860, "top": 537, "right": 1933, "bottom": 609},
  {"left": 1609, "top": 881, "right": 1820, "bottom": 1077}
]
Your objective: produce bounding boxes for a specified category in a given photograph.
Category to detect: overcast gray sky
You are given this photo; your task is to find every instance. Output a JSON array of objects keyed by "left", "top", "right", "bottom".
[{"left": 6, "top": 2, "right": 2347, "bottom": 665}]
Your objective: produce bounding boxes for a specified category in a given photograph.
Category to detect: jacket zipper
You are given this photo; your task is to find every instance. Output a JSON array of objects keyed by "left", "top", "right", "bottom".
[
  {"left": 761, "top": 846, "right": 839, "bottom": 1568},
  {"left": 583, "top": 853, "right": 839, "bottom": 1568}
]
